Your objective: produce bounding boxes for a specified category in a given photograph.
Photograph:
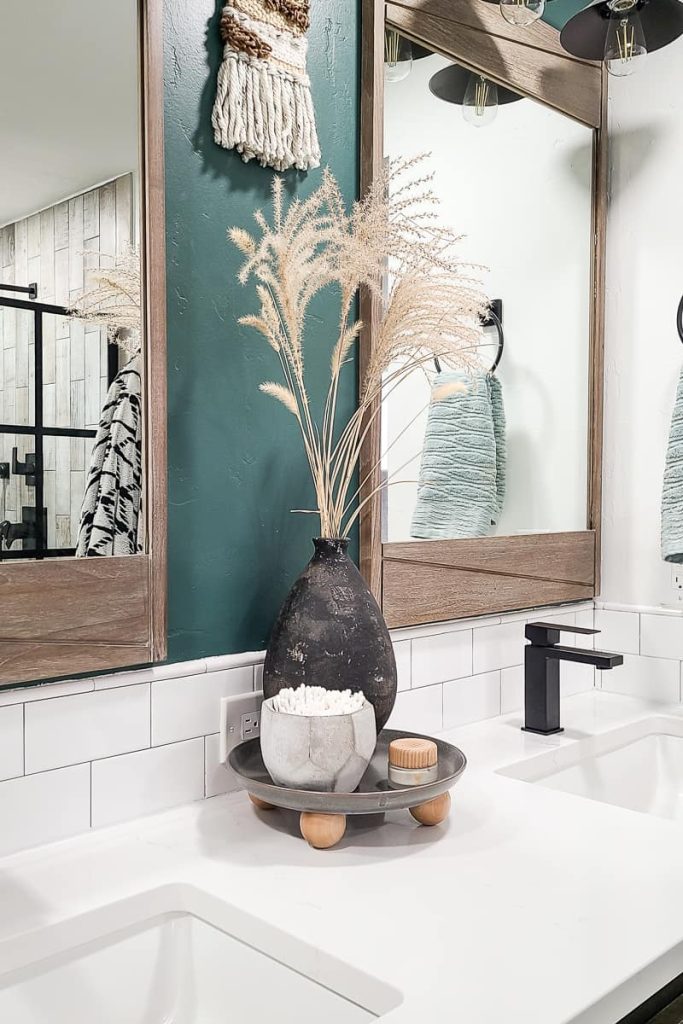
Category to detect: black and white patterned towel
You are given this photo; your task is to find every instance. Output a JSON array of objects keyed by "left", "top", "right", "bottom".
[{"left": 76, "top": 354, "right": 142, "bottom": 557}]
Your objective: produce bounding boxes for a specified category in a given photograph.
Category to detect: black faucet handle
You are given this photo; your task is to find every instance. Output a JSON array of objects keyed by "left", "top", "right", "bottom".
[{"left": 526, "top": 621, "right": 600, "bottom": 645}]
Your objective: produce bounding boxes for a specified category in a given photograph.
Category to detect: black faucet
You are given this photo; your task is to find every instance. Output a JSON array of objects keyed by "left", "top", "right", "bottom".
[{"left": 523, "top": 622, "right": 624, "bottom": 735}]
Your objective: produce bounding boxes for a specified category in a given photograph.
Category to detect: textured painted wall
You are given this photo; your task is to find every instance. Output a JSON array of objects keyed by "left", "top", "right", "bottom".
[
  {"left": 164, "top": 1, "right": 360, "bottom": 661},
  {"left": 542, "top": 0, "right": 587, "bottom": 31}
]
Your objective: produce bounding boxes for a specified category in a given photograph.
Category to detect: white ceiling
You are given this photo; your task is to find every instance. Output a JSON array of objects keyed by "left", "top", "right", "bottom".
[{"left": 0, "top": 0, "right": 139, "bottom": 226}]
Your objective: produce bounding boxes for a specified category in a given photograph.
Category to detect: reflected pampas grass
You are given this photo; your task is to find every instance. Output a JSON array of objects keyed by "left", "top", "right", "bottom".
[{"left": 231, "top": 155, "right": 488, "bottom": 537}]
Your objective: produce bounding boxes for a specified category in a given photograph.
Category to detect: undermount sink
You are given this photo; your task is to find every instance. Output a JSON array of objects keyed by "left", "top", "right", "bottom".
[
  {"left": 0, "top": 885, "right": 401, "bottom": 1024},
  {"left": 499, "top": 716, "right": 683, "bottom": 820}
]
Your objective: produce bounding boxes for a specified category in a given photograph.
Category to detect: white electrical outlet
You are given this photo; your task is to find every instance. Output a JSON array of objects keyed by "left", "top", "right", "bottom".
[
  {"left": 672, "top": 566, "right": 683, "bottom": 601},
  {"left": 219, "top": 690, "right": 263, "bottom": 764}
]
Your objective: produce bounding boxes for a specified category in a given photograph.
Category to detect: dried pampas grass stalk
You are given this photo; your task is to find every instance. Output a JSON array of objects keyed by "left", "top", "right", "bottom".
[
  {"left": 231, "top": 155, "right": 488, "bottom": 538},
  {"left": 68, "top": 245, "right": 142, "bottom": 355}
]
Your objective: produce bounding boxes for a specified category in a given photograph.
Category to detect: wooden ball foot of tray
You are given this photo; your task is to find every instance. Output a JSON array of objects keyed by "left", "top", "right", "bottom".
[
  {"left": 300, "top": 812, "right": 347, "bottom": 849},
  {"left": 410, "top": 791, "right": 451, "bottom": 826},
  {"left": 248, "top": 793, "right": 276, "bottom": 811}
]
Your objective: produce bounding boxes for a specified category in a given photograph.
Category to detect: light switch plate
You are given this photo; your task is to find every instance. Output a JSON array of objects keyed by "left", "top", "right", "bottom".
[{"left": 220, "top": 690, "right": 264, "bottom": 765}]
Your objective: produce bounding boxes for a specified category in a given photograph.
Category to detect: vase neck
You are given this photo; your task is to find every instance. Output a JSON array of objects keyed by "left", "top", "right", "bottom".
[{"left": 313, "top": 537, "right": 349, "bottom": 559}]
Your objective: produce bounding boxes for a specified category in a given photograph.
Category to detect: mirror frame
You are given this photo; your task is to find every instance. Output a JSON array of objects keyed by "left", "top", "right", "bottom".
[
  {"left": 360, "top": 0, "right": 608, "bottom": 628},
  {"left": 0, "top": 0, "right": 167, "bottom": 686}
]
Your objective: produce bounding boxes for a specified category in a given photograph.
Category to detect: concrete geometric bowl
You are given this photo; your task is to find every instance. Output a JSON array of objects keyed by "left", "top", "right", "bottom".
[{"left": 259, "top": 698, "right": 377, "bottom": 793}]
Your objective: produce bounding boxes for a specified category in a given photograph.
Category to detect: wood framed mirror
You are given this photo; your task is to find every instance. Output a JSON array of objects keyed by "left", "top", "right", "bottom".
[
  {"left": 360, "top": 0, "right": 607, "bottom": 629},
  {"left": 0, "top": 0, "right": 167, "bottom": 686}
]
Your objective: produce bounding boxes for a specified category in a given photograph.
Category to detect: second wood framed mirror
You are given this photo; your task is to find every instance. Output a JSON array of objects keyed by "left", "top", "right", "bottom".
[{"left": 360, "top": 0, "right": 607, "bottom": 629}]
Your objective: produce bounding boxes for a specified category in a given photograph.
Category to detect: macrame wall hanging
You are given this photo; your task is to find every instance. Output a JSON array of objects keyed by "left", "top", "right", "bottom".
[{"left": 212, "top": 0, "right": 321, "bottom": 173}]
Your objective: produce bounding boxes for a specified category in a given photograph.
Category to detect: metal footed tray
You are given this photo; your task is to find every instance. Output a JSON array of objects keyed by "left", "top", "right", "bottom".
[{"left": 228, "top": 728, "right": 467, "bottom": 815}]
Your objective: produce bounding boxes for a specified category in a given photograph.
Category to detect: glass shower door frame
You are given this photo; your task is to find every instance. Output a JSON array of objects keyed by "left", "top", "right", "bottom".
[{"left": 0, "top": 291, "right": 108, "bottom": 560}]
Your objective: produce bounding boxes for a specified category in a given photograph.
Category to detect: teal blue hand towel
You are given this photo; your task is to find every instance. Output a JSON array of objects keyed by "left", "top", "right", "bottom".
[
  {"left": 662, "top": 367, "right": 683, "bottom": 562},
  {"left": 410, "top": 371, "right": 507, "bottom": 540}
]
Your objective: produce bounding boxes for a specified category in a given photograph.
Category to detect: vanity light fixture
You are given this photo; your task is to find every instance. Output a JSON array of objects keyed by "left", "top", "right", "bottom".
[
  {"left": 479, "top": 0, "right": 558, "bottom": 29},
  {"left": 429, "top": 63, "right": 523, "bottom": 129},
  {"left": 560, "top": 0, "right": 683, "bottom": 77},
  {"left": 384, "top": 29, "right": 433, "bottom": 83},
  {"left": 384, "top": 28, "right": 412, "bottom": 82}
]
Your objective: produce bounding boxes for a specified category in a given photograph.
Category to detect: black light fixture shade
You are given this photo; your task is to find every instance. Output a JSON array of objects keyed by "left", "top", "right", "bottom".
[
  {"left": 560, "top": 0, "right": 683, "bottom": 60},
  {"left": 428, "top": 64, "right": 524, "bottom": 105}
]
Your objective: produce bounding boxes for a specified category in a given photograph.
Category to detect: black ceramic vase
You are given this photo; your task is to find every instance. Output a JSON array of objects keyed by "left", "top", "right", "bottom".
[{"left": 263, "top": 538, "right": 397, "bottom": 732}]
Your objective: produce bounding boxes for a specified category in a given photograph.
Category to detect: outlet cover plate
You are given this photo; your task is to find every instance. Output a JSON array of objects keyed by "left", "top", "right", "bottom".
[{"left": 220, "top": 690, "right": 264, "bottom": 765}]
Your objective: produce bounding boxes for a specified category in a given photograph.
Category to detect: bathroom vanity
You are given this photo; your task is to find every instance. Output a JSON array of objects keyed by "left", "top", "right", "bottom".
[{"left": 2, "top": 691, "right": 683, "bottom": 1024}]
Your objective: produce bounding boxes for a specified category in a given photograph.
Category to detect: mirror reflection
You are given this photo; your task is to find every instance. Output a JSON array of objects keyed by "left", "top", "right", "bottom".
[
  {"left": 0, "top": 0, "right": 143, "bottom": 560},
  {"left": 382, "top": 38, "right": 593, "bottom": 544}
]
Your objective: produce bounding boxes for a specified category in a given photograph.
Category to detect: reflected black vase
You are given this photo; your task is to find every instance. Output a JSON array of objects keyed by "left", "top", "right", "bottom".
[{"left": 263, "top": 538, "right": 397, "bottom": 732}]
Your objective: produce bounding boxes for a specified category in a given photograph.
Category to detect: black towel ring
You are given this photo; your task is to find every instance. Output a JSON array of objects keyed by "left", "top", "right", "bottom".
[
  {"left": 677, "top": 295, "right": 683, "bottom": 343},
  {"left": 485, "top": 309, "right": 504, "bottom": 375},
  {"left": 433, "top": 305, "right": 505, "bottom": 375}
]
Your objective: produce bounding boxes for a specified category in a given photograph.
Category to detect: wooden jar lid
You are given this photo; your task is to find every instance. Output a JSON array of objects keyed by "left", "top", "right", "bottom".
[{"left": 389, "top": 737, "right": 438, "bottom": 770}]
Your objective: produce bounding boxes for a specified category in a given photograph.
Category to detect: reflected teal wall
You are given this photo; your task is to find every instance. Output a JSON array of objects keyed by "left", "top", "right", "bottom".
[
  {"left": 543, "top": 0, "right": 588, "bottom": 30},
  {"left": 164, "top": 2, "right": 360, "bottom": 661}
]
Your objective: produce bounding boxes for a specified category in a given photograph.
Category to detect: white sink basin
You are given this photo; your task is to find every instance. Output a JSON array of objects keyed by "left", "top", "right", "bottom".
[
  {"left": 0, "top": 885, "right": 401, "bottom": 1023},
  {"left": 499, "top": 716, "right": 683, "bottom": 820}
]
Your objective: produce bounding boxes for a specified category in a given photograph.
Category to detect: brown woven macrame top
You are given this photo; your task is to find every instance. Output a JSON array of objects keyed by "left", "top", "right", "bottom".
[
  {"left": 263, "top": 0, "right": 310, "bottom": 33},
  {"left": 221, "top": 10, "right": 273, "bottom": 58}
]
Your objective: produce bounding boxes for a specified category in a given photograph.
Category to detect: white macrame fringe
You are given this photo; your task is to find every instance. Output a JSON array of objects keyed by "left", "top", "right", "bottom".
[{"left": 212, "top": 53, "right": 321, "bottom": 172}]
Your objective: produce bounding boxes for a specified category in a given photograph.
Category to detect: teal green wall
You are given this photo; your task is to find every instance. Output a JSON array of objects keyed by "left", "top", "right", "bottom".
[
  {"left": 164, "top": 1, "right": 360, "bottom": 662},
  {"left": 543, "top": 0, "right": 588, "bottom": 30}
]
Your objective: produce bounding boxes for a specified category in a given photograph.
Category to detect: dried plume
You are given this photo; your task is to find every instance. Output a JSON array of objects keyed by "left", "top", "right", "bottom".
[
  {"left": 69, "top": 245, "right": 142, "bottom": 355},
  {"left": 231, "top": 155, "right": 488, "bottom": 537}
]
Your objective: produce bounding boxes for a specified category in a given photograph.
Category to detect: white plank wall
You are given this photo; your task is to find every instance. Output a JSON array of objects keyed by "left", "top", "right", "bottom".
[{"left": 0, "top": 175, "right": 133, "bottom": 551}]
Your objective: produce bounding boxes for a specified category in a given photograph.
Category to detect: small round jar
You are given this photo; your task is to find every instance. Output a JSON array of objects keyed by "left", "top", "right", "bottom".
[{"left": 388, "top": 737, "right": 439, "bottom": 787}]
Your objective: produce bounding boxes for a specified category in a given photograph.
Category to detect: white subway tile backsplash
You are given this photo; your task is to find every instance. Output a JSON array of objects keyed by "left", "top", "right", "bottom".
[
  {"left": 389, "top": 615, "right": 501, "bottom": 643},
  {"left": 393, "top": 640, "right": 411, "bottom": 691},
  {"left": 640, "top": 612, "right": 683, "bottom": 660},
  {"left": 473, "top": 620, "right": 527, "bottom": 674},
  {"left": 0, "top": 705, "right": 23, "bottom": 781},
  {"left": 411, "top": 630, "right": 472, "bottom": 687},
  {"left": 25, "top": 684, "right": 150, "bottom": 774},
  {"left": 205, "top": 652, "right": 264, "bottom": 673},
  {"left": 501, "top": 665, "right": 524, "bottom": 715},
  {"left": 91, "top": 738, "right": 205, "bottom": 828},
  {"left": 599, "top": 654, "right": 680, "bottom": 703},
  {"left": 205, "top": 733, "right": 237, "bottom": 798},
  {"left": 0, "top": 677, "right": 95, "bottom": 707},
  {"left": 94, "top": 659, "right": 208, "bottom": 690},
  {"left": 561, "top": 662, "right": 595, "bottom": 697},
  {"left": 0, "top": 765, "right": 90, "bottom": 858},
  {"left": 575, "top": 607, "right": 595, "bottom": 632},
  {"left": 387, "top": 684, "right": 442, "bottom": 735},
  {"left": 443, "top": 671, "right": 500, "bottom": 730},
  {"left": 152, "top": 666, "right": 254, "bottom": 746},
  {"left": 594, "top": 609, "right": 640, "bottom": 656},
  {"left": 12, "top": 599, "right": 683, "bottom": 859}
]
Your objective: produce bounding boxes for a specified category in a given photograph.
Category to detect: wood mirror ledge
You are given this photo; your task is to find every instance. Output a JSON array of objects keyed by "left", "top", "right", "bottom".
[
  {"left": 0, "top": 0, "right": 167, "bottom": 688},
  {"left": 360, "top": 0, "right": 607, "bottom": 627}
]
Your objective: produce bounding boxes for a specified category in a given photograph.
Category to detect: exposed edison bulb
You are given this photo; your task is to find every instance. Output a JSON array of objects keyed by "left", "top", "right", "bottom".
[
  {"left": 499, "top": 0, "right": 545, "bottom": 27},
  {"left": 604, "top": 0, "right": 647, "bottom": 76},
  {"left": 462, "top": 74, "right": 499, "bottom": 128},
  {"left": 384, "top": 28, "right": 413, "bottom": 83}
]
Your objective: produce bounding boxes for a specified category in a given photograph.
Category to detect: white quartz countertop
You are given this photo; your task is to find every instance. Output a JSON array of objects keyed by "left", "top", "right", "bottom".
[{"left": 3, "top": 691, "right": 683, "bottom": 1024}]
